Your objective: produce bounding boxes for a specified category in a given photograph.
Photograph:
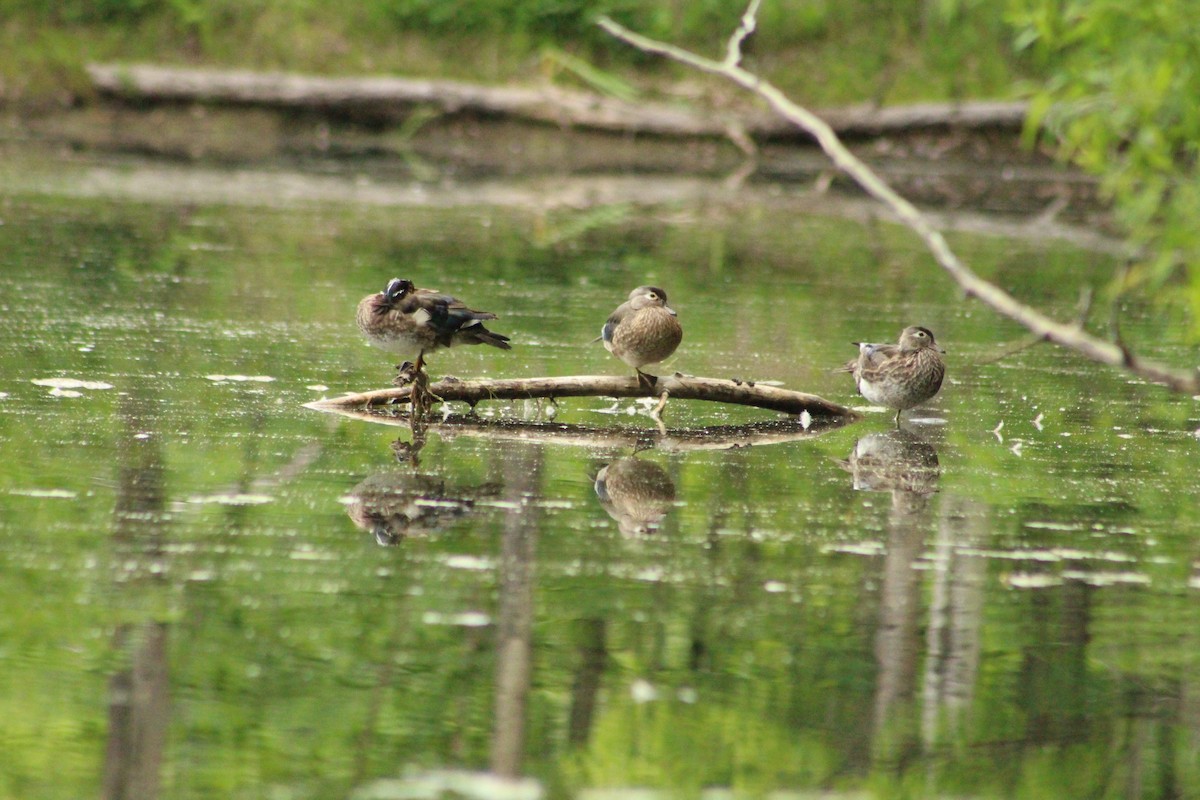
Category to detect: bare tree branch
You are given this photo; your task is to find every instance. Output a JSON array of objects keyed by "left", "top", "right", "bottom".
[
  {"left": 598, "top": 9, "right": 1200, "bottom": 395},
  {"left": 724, "top": 0, "right": 761, "bottom": 67}
]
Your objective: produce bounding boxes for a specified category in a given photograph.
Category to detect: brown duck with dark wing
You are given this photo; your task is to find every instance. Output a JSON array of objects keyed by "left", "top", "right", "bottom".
[{"left": 356, "top": 277, "right": 511, "bottom": 374}]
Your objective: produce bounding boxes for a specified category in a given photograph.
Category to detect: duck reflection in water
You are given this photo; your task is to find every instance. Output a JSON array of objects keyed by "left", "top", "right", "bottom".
[
  {"left": 837, "top": 428, "right": 940, "bottom": 496},
  {"left": 839, "top": 428, "right": 942, "bottom": 760},
  {"left": 346, "top": 470, "right": 499, "bottom": 546},
  {"left": 593, "top": 456, "right": 676, "bottom": 537}
]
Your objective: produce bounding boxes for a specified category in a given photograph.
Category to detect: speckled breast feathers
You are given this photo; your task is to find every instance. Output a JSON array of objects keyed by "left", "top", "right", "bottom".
[{"left": 601, "top": 286, "right": 683, "bottom": 371}]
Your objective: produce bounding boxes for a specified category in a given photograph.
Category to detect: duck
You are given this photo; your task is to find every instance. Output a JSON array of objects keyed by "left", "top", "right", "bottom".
[
  {"left": 842, "top": 325, "right": 945, "bottom": 425},
  {"left": 600, "top": 286, "right": 682, "bottom": 389}
]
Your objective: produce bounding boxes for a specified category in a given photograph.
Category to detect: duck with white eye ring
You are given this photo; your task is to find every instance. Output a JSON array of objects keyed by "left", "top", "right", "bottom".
[{"left": 599, "top": 286, "right": 683, "bottom": 390}]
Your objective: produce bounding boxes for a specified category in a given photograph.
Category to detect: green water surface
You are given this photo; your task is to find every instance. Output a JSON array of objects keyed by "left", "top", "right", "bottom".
[{"left": 1, "top": 147, "right": 1198, "bottom": 800}]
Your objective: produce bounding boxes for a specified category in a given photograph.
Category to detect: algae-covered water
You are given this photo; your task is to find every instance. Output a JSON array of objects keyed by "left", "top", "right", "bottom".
[{"left": 1, "top": 143, "right": 1198, "bottom": 799}]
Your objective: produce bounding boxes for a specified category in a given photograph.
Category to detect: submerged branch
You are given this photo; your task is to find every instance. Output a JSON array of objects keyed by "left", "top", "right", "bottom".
[
  {"left": 598, "top": 13, "right": 1200, "bottom": 395},
  {"left": 308, "top": 374, "right": 856, "bottom": 419}
]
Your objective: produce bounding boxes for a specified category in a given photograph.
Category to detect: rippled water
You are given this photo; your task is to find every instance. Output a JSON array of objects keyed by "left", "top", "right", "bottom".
[{"left": 1, "top": 142, "right": 1198, "bottom": 800}]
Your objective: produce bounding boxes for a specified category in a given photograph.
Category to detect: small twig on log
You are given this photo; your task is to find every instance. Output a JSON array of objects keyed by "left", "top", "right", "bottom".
[
  {"left": 598, "top": 9, "right": 1200, "bottom": 395},
  {"left": 304, "top": 407, "right": 852, "bottom": 452},
  {"left": 308, "top": 373, "right": 856, "bottom": 419}
]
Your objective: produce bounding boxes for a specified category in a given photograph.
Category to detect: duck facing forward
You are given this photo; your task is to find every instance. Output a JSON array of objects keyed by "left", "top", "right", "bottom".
[
  {"left": 843, "top": 325, "right": 945, "bottom": 425},
  {"left": 600, "top": 286, "right": 682, "bottom": 389}
]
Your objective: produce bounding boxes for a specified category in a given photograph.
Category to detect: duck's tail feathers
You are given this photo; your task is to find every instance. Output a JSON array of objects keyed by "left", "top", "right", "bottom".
[{"left": 471, "top": 326, "right": 512, "bottom": 350}]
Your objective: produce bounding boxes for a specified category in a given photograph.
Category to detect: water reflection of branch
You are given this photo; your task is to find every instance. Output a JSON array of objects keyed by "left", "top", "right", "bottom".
[
  {"left": 599, "top": 8, "right": 1200, "bottom": 395},
  {"left": 310, "top": 373, "right": 855, "bottom": 419},
  {"left": 309, "top": 406, "right": 852, "bottom": 452},
  {"left": 21, "top": 160, "right": 1123, "bottom": 254}
]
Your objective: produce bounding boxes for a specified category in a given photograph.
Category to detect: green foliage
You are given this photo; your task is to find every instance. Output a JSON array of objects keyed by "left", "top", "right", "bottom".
[
  {"left": 0, "top": 0, "right": 1033, "bottom": 108},
  {"left": 1010, "top": 0, "right": 1200, "bottom": 328},
  {"left": 2, "top": 0, "right": 163, "bottom": 24},
  {"left": 539, "top": 45, "right": 639, "bottom": 101},
  {"left": 374, "top": 0, "right": 601, "bottom": 37}
]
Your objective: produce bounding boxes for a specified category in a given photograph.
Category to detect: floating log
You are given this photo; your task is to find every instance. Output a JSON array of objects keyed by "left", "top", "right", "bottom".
[
  {"left": 308, "top": 374, "right": 856, "bottom": 419},
  {"left": 86, "top": 63, "right": 1028, "bottom": 140}
]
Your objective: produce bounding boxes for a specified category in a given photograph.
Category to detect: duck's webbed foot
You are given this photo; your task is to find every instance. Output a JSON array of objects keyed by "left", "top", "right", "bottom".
[
  {"left": 635, "top": 370, "right": 658, "bottom": 391},
  {"left": 392, "top": 360, "right": 418, "bottom": 387},
  {"left": 409, "top": 366, "right": 433, "bottom": 421}
]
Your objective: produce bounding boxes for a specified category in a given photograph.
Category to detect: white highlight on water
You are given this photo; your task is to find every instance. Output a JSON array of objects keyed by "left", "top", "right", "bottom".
[
  {"left": 187, "top": 493, "right": 274, "bottom": 505},
  {"left": 205, "top": 374, "right": 275, "bottom": 383},
  {"left": 33, "top": 377, "right": 114, "bottom": 390}
]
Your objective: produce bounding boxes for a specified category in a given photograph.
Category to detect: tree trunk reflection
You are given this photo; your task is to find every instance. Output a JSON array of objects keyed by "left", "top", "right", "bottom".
[
  {"left": 489, "top": 445, "right": 542, "bottom": 777},
  {"left": 103, "top": 390, "right": 170, "bottom": 800},
  {"left": 567, "top": 618, "right": 608, "bottom": 748},
  {"left": 921, "top": 497, "right": 986, "bottom": 747},
  {"left": 871, "top": 488, "right": 928, "bottom": 770}
]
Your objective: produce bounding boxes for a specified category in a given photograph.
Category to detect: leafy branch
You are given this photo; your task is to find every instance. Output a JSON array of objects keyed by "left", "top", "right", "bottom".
[{"left": 598, "top": 3, "right": 1200, "bottom": 395}]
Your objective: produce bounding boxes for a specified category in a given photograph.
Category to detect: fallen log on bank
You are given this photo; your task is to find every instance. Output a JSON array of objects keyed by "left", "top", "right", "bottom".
[
  {"left": 86, "top": 63, "right": 1028, "bottom": 140},
  {"left": 308, "top": 374, "right": 857, "bottom": 419}
]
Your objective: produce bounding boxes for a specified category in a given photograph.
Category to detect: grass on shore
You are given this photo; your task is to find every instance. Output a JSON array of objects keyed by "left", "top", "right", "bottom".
[{"left": 0, "top": 0, "right": 1036, "bottom": 111}]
